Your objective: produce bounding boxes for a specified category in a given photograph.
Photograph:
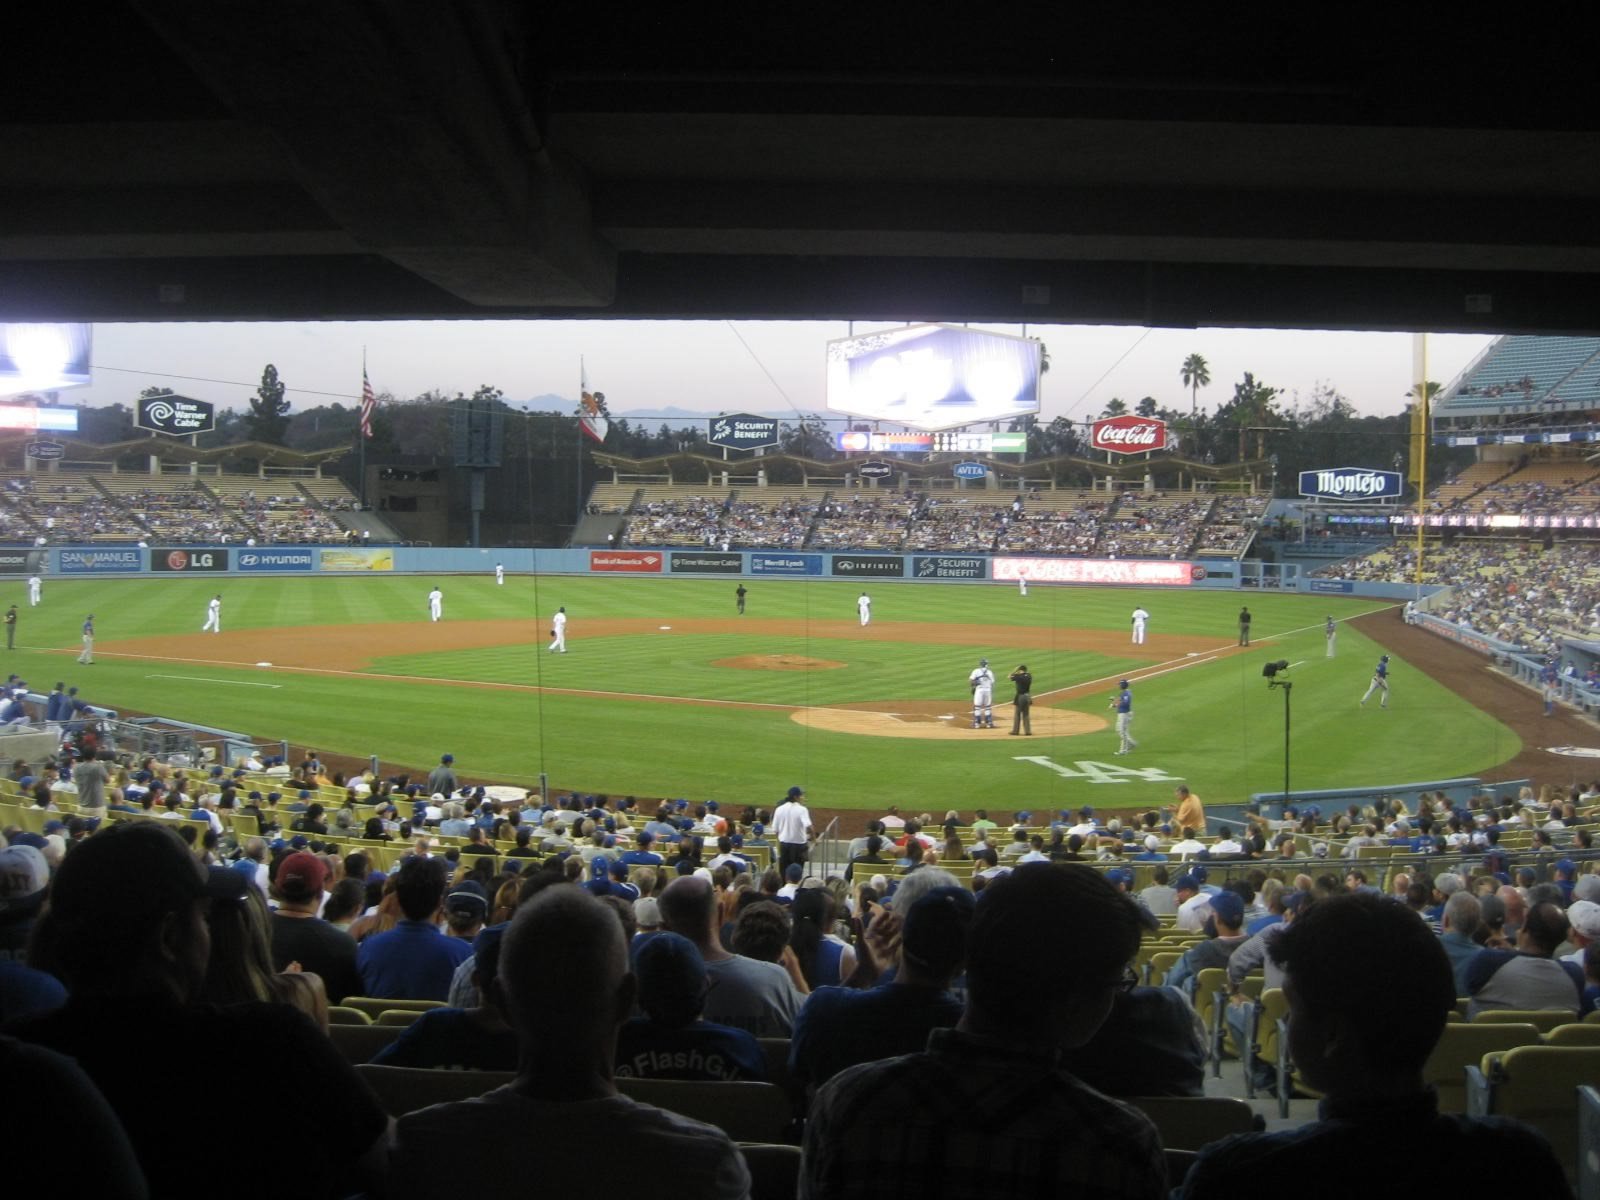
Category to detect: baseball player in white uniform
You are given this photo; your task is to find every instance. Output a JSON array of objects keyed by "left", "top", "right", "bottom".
[
  {"left": 549, "top": 606, "right": 567, "bottom": 653},
  {"left": 27, "top": 575, "right": 40, "bottom": 607},
  {"left": 1018, "top": 576, "right": 1028, "bottom": 597},
  {"left": 428, "top": 586, "right": 443, "bottom": 622},
  {"left": 969, "top": 658, "right": 996, "bottom": 729},
  {"left": 857, "top": 592, "right": 871, "bottom": 627},
  {"left": 1131, "top": 606, "right": 1150, "bottom": 645},
  {"left": 202, "top": 594, "right": 222, "bottom": 633},
  {"left": 1325, "top": 615, "right": 1336, "bottom": 657},
  {"left": 495, "top": 562, "right": 505, "bottom": 585}
]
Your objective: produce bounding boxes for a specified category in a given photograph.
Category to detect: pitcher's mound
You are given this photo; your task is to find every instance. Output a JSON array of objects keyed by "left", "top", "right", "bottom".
[
  {"left": 792, "top": 700, "right": 1106, "bottom": 740},
  {"left": 714, "top": 654, "right": 848, "bottom": 672}
]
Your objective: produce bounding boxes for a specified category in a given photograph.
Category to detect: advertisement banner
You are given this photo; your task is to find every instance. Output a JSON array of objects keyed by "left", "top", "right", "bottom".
[
  {"left": 913, "top": 556, "right": 988, "bottom": 580},
  {"left": 750, "top": 553, "right": 822, "bottom": 576},
  {"left": 589, "top": 550, "right": 662, "bottom": 574},
  {"left": 24, "top": 441, "right": 64, "bottom": 461},
  {"left": 992, "top": 556, "right": 1196, "bottom": 586},
  {"left": 60, "top": 548, "right": 141, "bottom": 574},
  {"left": 318, "top": 548, "right": 394, "bottom": 572},
  {"left": 237, "top": 549, "right": 315, "bottom": 572},
  {"left": 831, "top": 555, "right": 906, "bottom": 577},
  {"left": 669, "top": 551, "right": 743, "bottom": 574},
  {"left": 1297, "top": 467, "right": 1403, "bottom": 501},
  {"left": 0, "top": 551, "right": 32, "bottom": 575},
  {"left": 1308, "top": 579, "right": 1355, "bottom": 593},
  {"left": 1090, "top": 415, "right": 1168, "bottom": 455},
  {"left": 150, "top": 548, "right": 228, "bottom": 572},
  {"left": 706, "top": 414, "right": 781, "bottom": 450},
  {"left": 137, "top": 394, "right": 216, "bottom": 436}
]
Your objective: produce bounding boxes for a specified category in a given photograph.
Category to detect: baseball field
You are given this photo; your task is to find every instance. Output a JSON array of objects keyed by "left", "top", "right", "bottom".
[{"left": 0, "top": 572, "right": 1523, "bottom": 813}]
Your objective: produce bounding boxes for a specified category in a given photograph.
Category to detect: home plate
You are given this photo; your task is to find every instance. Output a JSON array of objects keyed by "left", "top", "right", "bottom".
[{"left": 255, "top": 661, "right": 272, "bottom": 667}]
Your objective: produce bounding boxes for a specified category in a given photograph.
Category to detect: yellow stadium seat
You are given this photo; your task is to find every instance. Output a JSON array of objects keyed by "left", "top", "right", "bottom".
[
  {"left": 342, "top": 996, "right": 445, "bottom": 1021},
  {"left": 1466, "top": 1045, "right": 1600, "bottom": 1188},
  {"left": 1423, "top": 1022, "right": 1543, "bottom": 1114},
  {"left": 1472, "top": 1009, "right": 1576, "bottom": 1033}
]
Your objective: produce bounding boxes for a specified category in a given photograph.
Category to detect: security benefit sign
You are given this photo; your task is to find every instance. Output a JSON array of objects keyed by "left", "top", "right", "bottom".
[
  {"left": 136, "top": 394, "right": 216, "bottom": 436},
  {"left": 913, "top": 556, "right": 987, "bottom": 580},
  {"left": 707, "top": 414, "right": 780, "bottom": 450},
  {"left": 1298, "top": 467, "right": 1403, "bottom": 502}
]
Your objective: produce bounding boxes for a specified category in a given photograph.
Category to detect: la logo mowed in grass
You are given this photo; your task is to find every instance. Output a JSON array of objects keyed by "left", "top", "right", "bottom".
[{"left": 1014, "top": 757, "right": 1182, "bottom": 785}]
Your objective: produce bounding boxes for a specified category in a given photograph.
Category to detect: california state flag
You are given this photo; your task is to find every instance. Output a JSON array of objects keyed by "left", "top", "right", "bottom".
[{"left": 579, "top": 362, "right": 608, "bottom": 444}]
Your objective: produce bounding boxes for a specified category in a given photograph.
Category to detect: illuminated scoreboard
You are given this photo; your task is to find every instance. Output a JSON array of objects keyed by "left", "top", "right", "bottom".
[{"left": 834, "top": 430, "right": 1027, "bottom": 454}]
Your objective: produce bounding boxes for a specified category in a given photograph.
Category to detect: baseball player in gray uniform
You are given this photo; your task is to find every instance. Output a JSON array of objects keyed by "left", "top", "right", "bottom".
[{"left": 969, "top": 658, "right": 996, "bottom": 729}]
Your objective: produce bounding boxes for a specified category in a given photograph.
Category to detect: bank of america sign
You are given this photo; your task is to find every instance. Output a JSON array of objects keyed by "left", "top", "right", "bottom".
[{"left": 1298, "top": 467, "right": 1403, "bottom": 501}]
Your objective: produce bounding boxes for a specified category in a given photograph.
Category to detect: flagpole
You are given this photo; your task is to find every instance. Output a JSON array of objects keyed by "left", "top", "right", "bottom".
[
  {"left": 359, "top": 347, "right": 367, "bottom": 509},
  {"left": 576, "top": 356, "right": 584, "bottom": 529}
]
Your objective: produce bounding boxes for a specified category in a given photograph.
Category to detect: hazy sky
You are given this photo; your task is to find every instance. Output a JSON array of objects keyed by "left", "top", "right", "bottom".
[{"left": 70, "top": 320, "right": 1493, "bottom": 423}]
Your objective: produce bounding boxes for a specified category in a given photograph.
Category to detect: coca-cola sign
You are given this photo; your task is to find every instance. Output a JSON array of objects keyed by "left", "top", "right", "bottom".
[{"left": 1091, "top": 415, "right": 1168, "bottom": 455}]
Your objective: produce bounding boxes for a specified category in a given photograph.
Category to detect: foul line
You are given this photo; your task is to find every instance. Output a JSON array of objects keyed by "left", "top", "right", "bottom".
[{"left": 146, "top": 673, "right": 282, "bottom": 689}]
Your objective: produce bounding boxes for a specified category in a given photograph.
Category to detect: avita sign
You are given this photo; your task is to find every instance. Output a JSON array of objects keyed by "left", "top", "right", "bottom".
[
  {"left": 1298, "top": 467, "right": 1403, "bottom": 501},
  {"left": 1090, "top": 415, "right": 1167, "bottom": 454}
]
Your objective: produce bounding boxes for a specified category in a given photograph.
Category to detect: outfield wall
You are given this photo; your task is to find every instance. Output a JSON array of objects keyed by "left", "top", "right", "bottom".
[{"left": 36, "top": 543, "right": 1441, "bottom": 602}]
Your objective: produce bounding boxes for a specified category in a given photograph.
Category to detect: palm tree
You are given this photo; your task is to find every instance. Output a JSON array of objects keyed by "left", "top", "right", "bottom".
[
  {"left": 1180, "top": 353, "right": 1211, "bottom": 417},
  {"left": 1101, "top": 397, "right": 1129, "bottom": 417}
]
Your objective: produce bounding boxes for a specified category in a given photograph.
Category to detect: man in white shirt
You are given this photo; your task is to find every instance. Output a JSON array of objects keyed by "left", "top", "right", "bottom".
[
  {"left": 202, "top": 594, "right": 222, "bottom": 633},
  {"left": 427, "top": 587, "right": 443, "bottom": 622},
  {"left": 1174, "top": 873, "right": 1214, "bottom": 932},
  {"left": 549, "top": 607, "right": 567, "bottom": 653},
  {"left": 773, "top": 786, "right": 814, "bottom": 875},
  {"left": 857, "top": 592, "right": 871, "bottom": 627},
  {"left": 27, "top": 575, "right": 40, "bottom": 606},
  {"left": 1131, "top": 605, "right": 1150, "bottom": 644}
]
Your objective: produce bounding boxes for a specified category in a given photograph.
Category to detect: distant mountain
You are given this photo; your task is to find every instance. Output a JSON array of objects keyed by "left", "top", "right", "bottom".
[{"left": 612, "top": 407, "right": 800, "bottom": 422}]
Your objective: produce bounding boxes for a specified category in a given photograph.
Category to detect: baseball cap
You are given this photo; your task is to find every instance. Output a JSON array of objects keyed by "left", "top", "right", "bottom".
[
  {"left": 0, "top": 845, "right": 50, "bottom": 915},
  {"left": 445, "top": 880, "right": 489, "bottom": 917},
  {"left": 1567, "top": 900, "right": 1600, "bottom": 940},
  {"left": 441, "top": 754, "right": 454, "bottom": 763},
  {"left": 901, "top": 886, "right": 976, "bottom": 977},
  {"left": 1175, "top": 873, "right": 1201, "bottom": 892},
  {"left": 635, "top": 896, "right": 662, "bottom": 928},
  {"left": 979, "top": 658, "right": 988, "bottom": 667},
  {"left": 786, "top": 786, "right": 804, "bottom": 799},
  {"left": 633, "top": 932, "right": 707, "bottom": 1027},
  {"left": 1556, "top": 858, "right": 1577, "bottom": 876},
  {"left": 1104, "top": 868, "right": 1133, "bottom": 887},
  {"left": 1574, "top": 876, "right": 1600, "bottom": 903},
  {"left": 276, "top": 854, "right": 327, "bottom": 902},
  {"left": 1208, "top": 891, "right": 1245, "bottom": 927},
  {"left": 1119, "top": 679, "right": 1130, "bottom": 687},
  {"left": 471, "top": 922, "right": 508, "bottom": 981},
  {"left": 1144, "top": 834, "right": 1161, "bottom": 850},
  {"left": 46, "top": 823, "right": 244, "bottom": 930},
  {"left": 752, "top": 823, "right": 764, "bottom": 835}
]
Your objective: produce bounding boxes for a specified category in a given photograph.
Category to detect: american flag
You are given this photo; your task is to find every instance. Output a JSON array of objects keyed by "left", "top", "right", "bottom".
[{"left": 360, "top": 366, "right": 375, "bottom": 440}]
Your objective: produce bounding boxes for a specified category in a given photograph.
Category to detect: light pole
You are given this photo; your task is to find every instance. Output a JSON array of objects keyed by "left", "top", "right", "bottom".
[{"left": 1263, "top": 660, "right": 1292, "bottom": 805}]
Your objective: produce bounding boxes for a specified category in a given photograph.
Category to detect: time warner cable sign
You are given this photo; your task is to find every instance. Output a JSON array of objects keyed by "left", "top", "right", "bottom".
[
  {"left": 1298, "top": 467, "right": 1403, "bottom": 501},
  {"left": 137, "top": 394, "right": 215, "bottom": 436},
  {"left": 707, "top": 413, "right": 780, "bottom": 450}
]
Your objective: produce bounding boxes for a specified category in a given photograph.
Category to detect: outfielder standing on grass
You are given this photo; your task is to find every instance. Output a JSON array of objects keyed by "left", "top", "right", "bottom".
[
  {"left": 77, "top": 614, "right": 94, "bottom": 665},
  {"left": 548, "top": 606, "right": 567, "bottom": 653},
  {"left": 1360, "top": 654, "right": 1390, "bottom": 709},
  {"left": 203, "top": 594, "right": 221, "bottom": 634},
  {"left": 1325, "top": 615, "right": 1337, "bottom": 657},
  {"left": 969, "top": 658, "right": 996, "bottom": 729}
]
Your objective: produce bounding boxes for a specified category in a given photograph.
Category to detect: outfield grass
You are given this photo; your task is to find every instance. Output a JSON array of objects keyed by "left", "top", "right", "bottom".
[{"left": 2, "top": 574, "right": 1520, "bottom": 812}]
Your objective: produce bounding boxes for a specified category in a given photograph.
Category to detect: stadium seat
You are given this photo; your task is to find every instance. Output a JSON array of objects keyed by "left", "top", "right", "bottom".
[
  {"left": 1472, "top": 1009, "right": 1576, "bottom": 1033},
  {"left": 1124, "top": 1096, "right": 1259, "bottom": 1151},
  {"left": 1466, "top": 1046, "right": 1600, "bottom": 1188},
  {"left": 1579, "top": 1086, "right": 1600, "bottom": 1200},
  {"left": 342, "top": 996, "right": 445, "bottom": 1021},
  {"left": 614, "top": 1078, "right": 794, "bottom": 1144},
  {"left": 1547, "top": 1024, "right": 1600, "bottom": 1048},
  {"left": 375, "top": 1009, "right": 428, "bottom": 1027},
  {"left": 1192, "top": 968, "right": 1231, "bottom": 1075},
  {"left": 1422, "top": 1022, "right": 1543, "bottom": 1114},
  {"left": 1241, "top": 988, "right": 1287, "bottom": 1101},
  {"left": 329, "top": 1021, "right": 406, "bottom": 1065},
  {"left": 327, "top": 1005, "right": 372, "bottom": 1026},
  {"left": 737, "top": 1143, "right": 801, "bottom": 1200},
  {"left": 357, "top": 1064, "right": 512, "bottom": 1116},
  {"left": 1145, "top": 951, "right": 1183, "bottom": 987}
]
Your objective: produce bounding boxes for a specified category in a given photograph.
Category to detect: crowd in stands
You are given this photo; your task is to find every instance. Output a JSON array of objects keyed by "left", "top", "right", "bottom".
[
  {"left": 1316, "top": 539, "right": 1600, "bottom": 654},
  {"left": 2, "top": 746, "right": 1595, "bottom": 1195},
  {"left": 0, "top": 476, "right": 359, "bottom": 545},
  {"left": 619, "top": 486, "right": 1262, "bottom": 558}
]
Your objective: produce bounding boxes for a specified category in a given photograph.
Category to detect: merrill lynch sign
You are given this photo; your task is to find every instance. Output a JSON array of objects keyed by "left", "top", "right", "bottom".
[{"left": 1298, "top": 468, "right": 1403, "bottom": 501}]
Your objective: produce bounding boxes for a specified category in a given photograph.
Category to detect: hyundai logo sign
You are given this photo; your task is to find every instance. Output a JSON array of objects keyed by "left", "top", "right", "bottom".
[{"left": 1298, "top": 467, "right": 1404, "bottom": 501}]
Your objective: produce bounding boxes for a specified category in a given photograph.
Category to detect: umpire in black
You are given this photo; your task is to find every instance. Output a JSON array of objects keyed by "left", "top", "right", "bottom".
[{"left": 1009, "top": 664, "right": 1033, "bottom": 736}]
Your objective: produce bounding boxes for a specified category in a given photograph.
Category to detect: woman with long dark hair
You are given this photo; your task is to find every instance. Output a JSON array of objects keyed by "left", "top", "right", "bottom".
[{"left": 789, "top": 887, "right": 856, "bottom": 988}]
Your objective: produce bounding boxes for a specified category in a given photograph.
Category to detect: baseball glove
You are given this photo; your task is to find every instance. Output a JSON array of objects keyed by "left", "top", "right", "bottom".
[{"left": 549, "top": 630, "right": 555, "bottom": 638}]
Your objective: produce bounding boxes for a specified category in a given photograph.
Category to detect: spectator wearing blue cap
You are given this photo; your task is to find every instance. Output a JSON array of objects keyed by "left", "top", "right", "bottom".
[
  {"left": 614, "top": 932, "right": 766, "bottom": 1082},
  {"left": 1167, "top": 891, "right": 1248, "bottom": 995},
  {"left": 621, "top": 831, "right": 665, "bottom": 868},
  {"left": 773, "top": 786, "right": 814, "bottom": 876},
  {"left": 425, "top": 754, "right": 457, "bottom": 798}
]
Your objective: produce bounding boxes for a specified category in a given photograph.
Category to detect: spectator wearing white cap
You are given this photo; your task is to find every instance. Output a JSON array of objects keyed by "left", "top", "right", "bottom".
[{"left": 1561, "top": 900, "right": 1600, "bottom": 968}]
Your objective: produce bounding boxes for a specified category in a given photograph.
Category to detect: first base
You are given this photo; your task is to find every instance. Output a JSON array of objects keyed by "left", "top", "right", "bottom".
[
  {"left": 659, "top": 625, "right": 671, "bottom": 631},
  {"left": 255, "top": 661, "right": 272, "bottom": 667}
]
